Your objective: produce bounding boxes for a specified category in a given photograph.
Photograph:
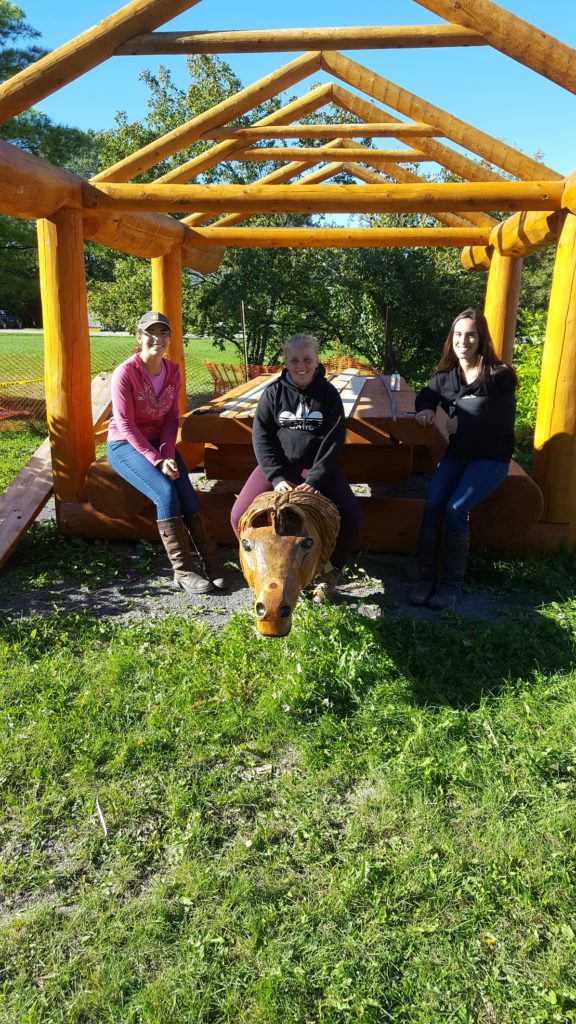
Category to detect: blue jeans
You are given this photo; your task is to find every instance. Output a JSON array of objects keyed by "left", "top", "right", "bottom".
[
  {"left": 107, "top": 439, "right": 200, "bottom": 521},
  {"left": 423, "top": 455, "right": 509, "bottom": 534}
]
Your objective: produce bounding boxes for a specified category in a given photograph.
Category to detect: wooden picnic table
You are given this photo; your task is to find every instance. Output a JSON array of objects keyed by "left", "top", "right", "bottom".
[
  {"left": 70, "top": 367, "right": 544, "bottom": 554},
  {"left": 180, "top": 368, "right": 447, "bottom": 485}
]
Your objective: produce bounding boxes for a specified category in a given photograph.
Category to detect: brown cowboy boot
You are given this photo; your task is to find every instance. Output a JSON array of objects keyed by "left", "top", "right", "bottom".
[
  {"left": 157, "top": 517, "right": 213, "bottom": 594},
  {"left": 409, "top": 525, "right": 441, "bottom": 606},
  {"left": 427, "top": 530, "right": 470, "bottom": 610},
  {"left": 184, "top": 511, "right": 228, "bottom": 590}
]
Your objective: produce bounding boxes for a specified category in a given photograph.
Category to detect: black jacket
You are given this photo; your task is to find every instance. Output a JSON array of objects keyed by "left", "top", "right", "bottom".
[
  {"left": 252, "top": 365, "right": 345, "bottom": 489},
  {"left": 415, "top": 364, "right": 516, "bottom": 462}
]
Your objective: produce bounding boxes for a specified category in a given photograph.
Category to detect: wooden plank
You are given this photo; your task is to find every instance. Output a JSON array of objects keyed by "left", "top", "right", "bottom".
[
  {"left": 203, "top": 442, "right": 412, "bottom": 484},
  {"left": 0, "top": 372, "right": 112, "bottom": 569}
]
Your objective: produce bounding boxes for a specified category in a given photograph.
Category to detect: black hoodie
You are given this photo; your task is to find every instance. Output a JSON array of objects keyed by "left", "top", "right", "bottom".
[
  {"left": 252, "top": 365, "right": 345, "bottom": 489},
  {"left": 415, "top": 364, "right": 516, "bottom": 462}
]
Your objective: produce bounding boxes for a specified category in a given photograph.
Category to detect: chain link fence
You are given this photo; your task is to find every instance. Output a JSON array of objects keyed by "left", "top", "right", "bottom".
[{"left": 0, "top": 332, "right": 217, "bottom": 429}]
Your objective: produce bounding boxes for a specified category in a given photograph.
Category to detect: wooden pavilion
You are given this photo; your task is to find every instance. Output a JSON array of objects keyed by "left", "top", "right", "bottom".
[{"left": 0, "top": 0, "right": 575, "bottom": 557}]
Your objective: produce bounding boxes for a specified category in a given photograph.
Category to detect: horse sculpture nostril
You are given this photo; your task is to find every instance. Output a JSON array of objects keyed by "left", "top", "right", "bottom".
[
  {"left": 255, "top": 602, "right": 266, "bottom": 618},
  {"left": 279, "top": 605, "right": 292, "bottom": 618}
]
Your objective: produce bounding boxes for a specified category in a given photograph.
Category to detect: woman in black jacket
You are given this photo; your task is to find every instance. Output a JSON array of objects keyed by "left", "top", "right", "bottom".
[
  {"left": 411, "top": 308, "right": 517, "bottom": 610},
  {"left": 231, "top": 334, "right": 362, "bottom": 601}
]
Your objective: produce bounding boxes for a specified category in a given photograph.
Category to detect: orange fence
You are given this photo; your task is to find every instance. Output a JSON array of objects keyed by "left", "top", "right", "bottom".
[{"left": 204, "top": 357, "right": 375, "bottom": 397}]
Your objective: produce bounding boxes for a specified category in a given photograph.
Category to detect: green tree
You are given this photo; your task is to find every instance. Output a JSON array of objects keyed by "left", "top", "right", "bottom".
[{"left": 0, "top": 2, "right": 99, "bottom": 323}]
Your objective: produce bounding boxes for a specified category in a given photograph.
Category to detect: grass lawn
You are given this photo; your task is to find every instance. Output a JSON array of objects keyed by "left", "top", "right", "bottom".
[{"left": 1, "top": 541, "right": 576, "bottom": 1022}]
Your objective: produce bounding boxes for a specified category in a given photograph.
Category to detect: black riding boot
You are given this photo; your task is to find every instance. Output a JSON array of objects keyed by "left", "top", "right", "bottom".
[
  {"left": 409, "top": 525, "right": 441, "bottom": 606},
  {"left": 427, "top": 530, "right": 470, "bottom": 610}
]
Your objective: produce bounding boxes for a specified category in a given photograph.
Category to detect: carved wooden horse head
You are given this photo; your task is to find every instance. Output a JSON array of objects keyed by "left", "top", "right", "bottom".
[{"left": 238, "top": 490, "right": 340, "bottom": 637}]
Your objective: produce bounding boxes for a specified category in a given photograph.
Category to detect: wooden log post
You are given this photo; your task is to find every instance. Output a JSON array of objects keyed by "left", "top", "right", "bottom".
[
  {"left": 151, "top": 247, "right": 186, "bottom": 415},
  {"left": 37, "top": 209, "right": 95, "bottom": 507},
  {"left": 533, "top": 211, "right": 576, "bottom": 546},
  {"left": 483, "top": 250, "right": 523, "bottom": 363}
]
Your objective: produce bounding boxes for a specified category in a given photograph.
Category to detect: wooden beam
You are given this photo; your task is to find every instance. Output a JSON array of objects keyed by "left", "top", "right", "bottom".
[
  {"left": 343, "top": 161, "right": 492, "bottom": 230},
  {"left": 0, "top": 0, "right": 201, "bottom": 125},
  {"left": 155, "top": 83, "right": 332, "bottom": 185},
  {"left": 0, "top": 138, "right": 82, "bottom": 218},
  {"left": 413, "top": 0, "right": 576, "bottom": 96},
  {"left": 332, "top": 85, "right": 507, "bottom": 183},
  {"left": 183, "top": 147, "right": 346, "bottom": 228},
  {"left": 533, "top": 211, "right": 576, "bottom": 545},
  {"left": 461, "top": 247, "right": 493, "bottom": 271},
  {"left": 116, "top": 24, "right": 486, "bottom": 54},
  {"left": 561, "top": 170, "right": 576, "bottom": 216},
  {"left": 89, "top": 180, "right": 564, "bottom": 216},
  {"left": 324, "top": 53, "right": 562, "bottom": 181},
  {"left": 489, "top": 210, "right": 565, "bottom": 257},
  {"left": 462, "top": 208, "right": 566, "bottom": 267},
  {"left": 484, "top": 250, "right": 523, "bottom": 363},
  {"left": 199, "top": 122, "right": 442, "bottom": 141},
  {"left": 233, "top": 146, "right": 429, "bottom": 164},
  {"left": 185, "top": 226, "right": 490, "bottom": 248},
  {"left": 339, "top": 138, "right": 498, "bottom": 228},
  {"left": 92, "top": 51, "right": 322, "bottom": 183},
  {"left": 152, "top": 249, "right": 186, "bottom": 415},
  {"left": 37, "top": 209, "right": 95, "bottom": 507}
]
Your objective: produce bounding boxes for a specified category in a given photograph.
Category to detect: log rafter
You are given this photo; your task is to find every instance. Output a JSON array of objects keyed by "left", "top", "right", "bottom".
[
  {"left": 87, "top": 181, "right": 564, "bottom": 216},
  {"left": 0, "top": 0, "right": 201, "bottom": 126},
  {"left": 92, "top": 51, "right": 322, "bottom": 184},
  {"left": 115, "top": 25, "right": 487, "bottom": 55},
  {"left": 323, "top": 52, "right": 562, "bottom": 181},
  {"left": 199, "top": 123, "right": 442, "bottom": 141},
  {"left": 413, "top": 0, "right": 576, "bottom": 96},
  {"left": 232, "top": 146, "right": 429, "bottom": 164},
  {"left": 331, "top": 86, "right": 507, "bottom": 184},
  {"left": 155, "top": 84, "right": 333, "bottom": 185},
  {"left": 184, "top": 227, "right": 491, "bottom": 248}
]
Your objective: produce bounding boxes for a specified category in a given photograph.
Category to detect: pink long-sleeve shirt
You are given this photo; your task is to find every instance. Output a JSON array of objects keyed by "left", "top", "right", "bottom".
[{"left": 107, "top": 353, "right": 181, "bottom": 465}]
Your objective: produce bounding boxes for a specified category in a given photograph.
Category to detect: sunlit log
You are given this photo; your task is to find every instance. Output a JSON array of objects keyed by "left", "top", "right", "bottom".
[
  {"left": 0, "top": 0, "right": 200, "bottom": 124},
  {"left": 234, "top": 146, "right": 428, "bottom": 163},
  {"left": 156, "top": 84, "right": 332, "bottom": 185},
  {"left": 413, "top": 0, "right": 576, "bottom": 95},
  {"left": 92, "top": 51, "right": 322, "bottom": 183},
  {"left": 184, "top": 227, "right": 490, "bottom": 247},
  {"left": 116, "top": 24, "right": 486, "bottom": 55},
  {"left": 89, "top": 180, "right": 564, "bottom": 216},
  {"left": 332, "top": 86, "right": 507, "bottom": 183},
  {"left": 324, "top": 53, "right": 561, "bottom": 181},
  {"left": 200, "top": 122, "right": 441, "bottom": 141}
]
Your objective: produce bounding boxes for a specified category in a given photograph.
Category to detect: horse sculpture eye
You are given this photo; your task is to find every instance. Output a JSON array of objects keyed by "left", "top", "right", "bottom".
[
  {"left": 301, "top": 537, "right": 314, "bottom": 549},
  {"left": 242, "top": 539, "right": 252, "bottom": 551}
]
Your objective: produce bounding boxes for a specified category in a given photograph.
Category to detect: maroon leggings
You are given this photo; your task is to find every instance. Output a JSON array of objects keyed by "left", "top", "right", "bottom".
[{"left": 230, "top": 465, "right": 363, "bottom": 570}]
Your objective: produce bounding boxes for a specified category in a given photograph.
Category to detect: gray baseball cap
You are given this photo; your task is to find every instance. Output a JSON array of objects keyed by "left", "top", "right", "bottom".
[{"left": 137, "top": 311, "right": 171, "bottom": 332}]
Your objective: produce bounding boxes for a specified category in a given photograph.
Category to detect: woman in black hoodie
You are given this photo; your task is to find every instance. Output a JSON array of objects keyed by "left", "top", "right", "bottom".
[
  {"left": 411, "top": 308, "right": 517, "bottom": 610},
  {"left": 231, "top": 334, "right": 362, "bottom": 600}
]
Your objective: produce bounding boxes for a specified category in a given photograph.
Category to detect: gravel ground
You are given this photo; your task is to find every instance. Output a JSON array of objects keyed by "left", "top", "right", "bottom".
[{"left": 0, "top": 497, "right": 526, "bottom": 628}]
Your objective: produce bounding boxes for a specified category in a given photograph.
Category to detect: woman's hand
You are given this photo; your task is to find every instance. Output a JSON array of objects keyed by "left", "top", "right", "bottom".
[
  {"left": 415, "top": 409, "right": 436, "bottom": 427},
  {"left": 445, "top": 416, "right": 459, "bottom": 436},
  {"left": 160, "top": 458, "right": 179, "bottom": 480},
  {"left": 274, "top": 480, "right": 295, "bottom": 493},
  {"left": 295, "top": 482, "right": 319, "bottom": 494}
]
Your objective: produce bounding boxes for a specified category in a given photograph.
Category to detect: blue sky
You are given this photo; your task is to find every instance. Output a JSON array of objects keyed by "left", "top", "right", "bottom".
[{"left": 17, "top": 0, "right": 576, "bottom": 176}]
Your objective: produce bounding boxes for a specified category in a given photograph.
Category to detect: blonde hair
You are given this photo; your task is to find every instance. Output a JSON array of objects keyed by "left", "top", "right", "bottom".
[{"left": 282, "top": 334, "right": 320, "bottom": 359}]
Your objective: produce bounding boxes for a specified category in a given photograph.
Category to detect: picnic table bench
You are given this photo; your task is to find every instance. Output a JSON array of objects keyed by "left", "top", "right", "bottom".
[{"left": 70, "top": 367, "right": 543, "bottom": 553}]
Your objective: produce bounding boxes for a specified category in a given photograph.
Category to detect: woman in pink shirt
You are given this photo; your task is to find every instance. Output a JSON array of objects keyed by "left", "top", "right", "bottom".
[{"left": 107, "top": 311, "right": 225, "bottom": 594}]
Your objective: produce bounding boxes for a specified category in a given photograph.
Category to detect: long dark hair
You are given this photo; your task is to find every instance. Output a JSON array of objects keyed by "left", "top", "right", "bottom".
[{"left": 434, "top": 308, "right": 517, "bottom": 388}]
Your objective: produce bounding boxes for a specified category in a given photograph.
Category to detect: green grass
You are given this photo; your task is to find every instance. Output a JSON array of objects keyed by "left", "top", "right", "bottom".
[{"left": 1, "top": 557, "right": 576, "bottom": 1022}]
